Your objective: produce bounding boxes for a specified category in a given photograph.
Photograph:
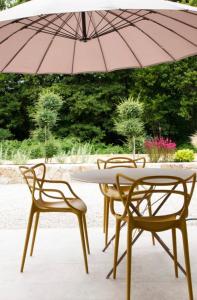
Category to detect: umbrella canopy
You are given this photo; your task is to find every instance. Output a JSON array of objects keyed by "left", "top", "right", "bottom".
[{"left": 0, "top": 0, "right": 196, "bottom": 74}]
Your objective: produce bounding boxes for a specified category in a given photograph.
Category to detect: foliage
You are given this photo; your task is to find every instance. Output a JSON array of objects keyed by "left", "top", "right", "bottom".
[
  {"left": 52, "top": 73, "right": 128, "bottom": 143},
  {"left": 0, "top": 0, "right": 196, "bottom": 146},
  {"left": 181, "top": 0, "right": 197, "bottom": 6},
  {"left": 44, "top": 139, "right": 59, "bottom": 162},
  {"left": 11, "top": 150, "right": 30, "bottom": 164},
  {"left": 32, "top": 89, "right": 62, "bottom": 142},
  {"left": 130, "top": 57, "right": 197, "bottom": 143},
  {"left": 114, "top": 96, "right": 145, "bottom": 156},
  {"left": 174, "top": 149, "right": 195, "bottom": 162},
  {"left": 0, "top": 0, "right": 6, "bottom": 10},
  {"left": 0, "top": 128, "right": 13, "bottom": 140},
  {"left": 144, "top": 137, "right": 176, "bottom": 162},
  {"left": 91, "top": 143, "right": 129, "bottom": 154},
  {"left": 60, "top": 137, "right": 81, "bottom": 153}
]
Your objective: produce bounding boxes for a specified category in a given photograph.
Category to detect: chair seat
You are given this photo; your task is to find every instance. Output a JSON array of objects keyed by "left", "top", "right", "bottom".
[
  {"left": 105, "top": 186, "right": 148, "bottom": 201},
  {"left": 37, "top": 198, "right": 87, "bottom": 212},
  {"left": 133, "top": 214, "right": 178, "bottom": 231}
]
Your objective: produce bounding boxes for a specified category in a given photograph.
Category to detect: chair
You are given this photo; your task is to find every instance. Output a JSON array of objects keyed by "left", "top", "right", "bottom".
[
  {"left": 19, "top": 163, "right": 90, "bottom": 273},
  {"left": 97, "top": 156, "right": 154, "bottom": 247},
  {"left": 111, "top": 172, "right": 196, "bottom": 300}
]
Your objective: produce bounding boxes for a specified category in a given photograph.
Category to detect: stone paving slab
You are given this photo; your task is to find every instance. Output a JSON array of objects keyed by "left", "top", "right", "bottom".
[{"left": 0, "top": 228, "right": 197, "bottom": 300}]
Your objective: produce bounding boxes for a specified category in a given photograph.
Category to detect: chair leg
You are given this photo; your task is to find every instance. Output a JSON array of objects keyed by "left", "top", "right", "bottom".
[
  {"left": 30, "top": 212, "right": 40, "bottom": 257},
  {"left": 103, "top": 196, "right": 107, "bottom": 233},
  {"left": 172, "top": 228, "right": 178, "bottom": 278},
  {"left": 77, "top": 214, "right": 89, "bottom": 274},
  {"left": 20, "top": 206, "right": 35, "bottom": 272},
  {"left": 113, "top": 218, "right": 121, "bottom": 279},
  {"left": 147, "top": 198, "right": 155, "bottom": 245},
  {"left": 105, "top": 197, "right": 110, "bottom": 247},
  {"left": 83, "top": 214, "right": 90, "bottom": 255},
  {"left": 180, "top": 222, "right": 193, "bottom": 300},
  {"left": 127, "top": 219, "right": 132, "bottom": 300}
]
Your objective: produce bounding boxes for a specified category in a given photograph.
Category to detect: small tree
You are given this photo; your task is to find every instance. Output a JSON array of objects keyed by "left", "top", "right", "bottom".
[
  {"left": 114, "top": 96, "right": 144, "bottom": 158},
  {"left": 32, "top": 89, "right": 62, "bottom": 162}
]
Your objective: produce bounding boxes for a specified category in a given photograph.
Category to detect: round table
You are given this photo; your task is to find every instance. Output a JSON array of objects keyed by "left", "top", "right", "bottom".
[
  {"left": 71, "top": 167, "right": 196, "bottom": 184},
  {"left": 71, "top": 167, "right": 196, "bottom": 279}
]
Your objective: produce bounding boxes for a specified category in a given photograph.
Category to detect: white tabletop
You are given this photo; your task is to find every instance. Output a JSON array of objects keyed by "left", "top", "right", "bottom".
[{"left": 71, "top": 167, "right": 196, "bottom": 184}]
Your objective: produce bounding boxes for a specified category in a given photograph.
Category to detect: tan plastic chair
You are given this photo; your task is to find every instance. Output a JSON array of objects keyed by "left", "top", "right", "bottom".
[
  {"left": 97, "top": 156, "right": 154, "bottom": 247},
  {"left": 111, "top": 172, "right": 196, "bottom": 300},
  {"left": 19, "top": 163, "right": 90, "bottom": 273}
]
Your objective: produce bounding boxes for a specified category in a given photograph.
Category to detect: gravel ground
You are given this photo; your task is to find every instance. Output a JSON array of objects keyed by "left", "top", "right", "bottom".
[{"left": 0, "top": 182, "right": 197, "bottom": 229}]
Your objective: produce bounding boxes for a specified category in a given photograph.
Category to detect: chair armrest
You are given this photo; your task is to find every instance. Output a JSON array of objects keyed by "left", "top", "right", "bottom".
[
  {"left": 38, "top": 187, "right": 77, "bottom": 209},
  {"left": 40, "top": 179, "right": 80, "bottom": 199},
  {"left": 97, "top": 159, "right": 106, "bottom": 169},
  {"left": 135, "top": 157, "right": 146, "bottom": 168}
]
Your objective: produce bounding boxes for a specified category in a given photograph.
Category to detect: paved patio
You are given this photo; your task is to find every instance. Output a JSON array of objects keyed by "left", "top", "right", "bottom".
[
  {"left": 0, "top": 227, "right": 197, "bottom": 300},
  {"left": 0, "top": 182, "right": 197, "bottom": 300},
  {"left": 0, "top": 182, "right": 197, "bottom": 229}
]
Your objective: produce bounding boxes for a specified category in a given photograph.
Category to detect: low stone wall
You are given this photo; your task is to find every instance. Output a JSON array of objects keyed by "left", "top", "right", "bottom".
[{"left": 0, "top": 161, "right": 197, "bottom": 184}]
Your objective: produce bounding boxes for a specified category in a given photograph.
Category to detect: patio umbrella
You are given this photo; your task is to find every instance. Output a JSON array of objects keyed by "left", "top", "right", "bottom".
[{"left": 0, "top": 0, "right": 196, "bottom": 74}]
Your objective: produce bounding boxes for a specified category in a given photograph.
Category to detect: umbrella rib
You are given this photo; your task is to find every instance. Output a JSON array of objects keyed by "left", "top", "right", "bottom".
[
  {"left": 73, "top": 12, "right": 82, "bottom": 37},
  {"left": 0, "top": 15, "right": 45, "bottom": 30},
  {"left": 98, "top": 10, "right": 150, "bottom": 38},
  {"left": 149, "top": 10, "right": 197, "bottom": 30},
  {"left": 1, "top": 14, "right": 62, "bottom": 72},
  {"left": 24, "top": 14, "right": 78, "bottom": 39},
  {"left": 36, "top": 14, "right": 73, "bottom": 73},
  {"left": 0, "top": 14, "right": 54, "bottom": 45},
  {"left": 87, "top": 11, "right": 108, "bottom": 71},
  {"left": 90, "top": 10, "right": 141, "bottom": 39},
  {"left": 15, "top": 24, "right": 77, "bottom": 40},
  {"left": 133, "top": 22, "right": 176, "bottom": 61},
  {"left": 97, "top": 11, "right": 142, "bottom": 67},
  {"left": 57, "top": 13, "right": 82, "bottom": 39},
  {"left": 96, "top": 10, "right": 127, "bottom": 36},
  {"left": 86, "top": 11, "right": 92, "bottom": 37},
  {"left": 0, "top": 20, "right": 19, "bottom": 29},
  {"left": 71, "top": 13, "right": 81, "bottom": 74},
  {"left": 118, "top": 10, "right": 177, "bottom": 60},
  {"left": 131, "top": 10, "right": 197, "bottom": 47},
  {"left": 88, "top": 11, "right": 109, "bottom": 38}
]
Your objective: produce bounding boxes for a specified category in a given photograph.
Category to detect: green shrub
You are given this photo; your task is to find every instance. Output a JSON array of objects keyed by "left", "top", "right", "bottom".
[
  {"left": 60, "top": 137, "right": 81, "bottom": 153},
  {"left": 90, "top": 142, "right": 128, "bottom": 154},
  {"left": 174, "top": 149, "right": 195, "bottom": 162},
  {"left": 44, "top": 140, "right": 59, "bottom": 162},
  {"left": 0, "top": 128, "right": 13, "bottom": 140},
  {"left": 177, "top": 143, "right": 195, "bottom": 151},
  {"left": 30, "top": 144, "right": 44, "bottom": 159},
  {"left": 0, "top": 140, "right": 21, "bottom": 159},
  {"left": 11, "top": 150, "right": 30, "bottom": 164},
  {"left": 67, "top": 143, "right": 93, "bottom": 157}
]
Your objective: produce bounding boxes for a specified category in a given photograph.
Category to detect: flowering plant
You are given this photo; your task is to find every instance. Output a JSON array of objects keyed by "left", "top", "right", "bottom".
[{"left": 144, "top": 137, "right": 176, "bottom": 162}]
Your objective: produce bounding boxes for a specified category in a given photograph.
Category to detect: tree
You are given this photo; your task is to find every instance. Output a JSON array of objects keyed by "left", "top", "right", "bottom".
[
  {"left": 114, "top": 96, "right": 145, "bottom": 157},
  {"left": 33, "top": 89, "right": 63, "bottom": 140},
  {"left": 32, "top": 89, "right": 62, "bottom": 161},
  {"left": 129, "top": 57, "right": 197, "bottom": 144}
]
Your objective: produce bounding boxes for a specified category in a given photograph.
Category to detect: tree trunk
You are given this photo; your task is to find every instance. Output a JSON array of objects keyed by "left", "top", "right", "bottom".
[{"left": 133, "top": 136, "right": 136, "bottom": 159}]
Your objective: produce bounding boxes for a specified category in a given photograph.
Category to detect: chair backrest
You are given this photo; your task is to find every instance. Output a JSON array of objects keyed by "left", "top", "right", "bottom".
[
  {"left": 19, "top": 163, "right": 46, "bottom": 205},
  {"left": 114, "top": 173, "right": 196, "bottom": 221},
  {"left": 97, "top": 157, "right": 146, "bottom": 195},
  {"left": 97, "top": 156, "right": 146, "bottom": 170}
]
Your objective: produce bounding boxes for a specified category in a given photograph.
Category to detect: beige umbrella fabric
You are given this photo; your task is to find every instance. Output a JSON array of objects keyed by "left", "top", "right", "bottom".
[{"left": 0, "top": 0, "right": 196, "bottom": 74}]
